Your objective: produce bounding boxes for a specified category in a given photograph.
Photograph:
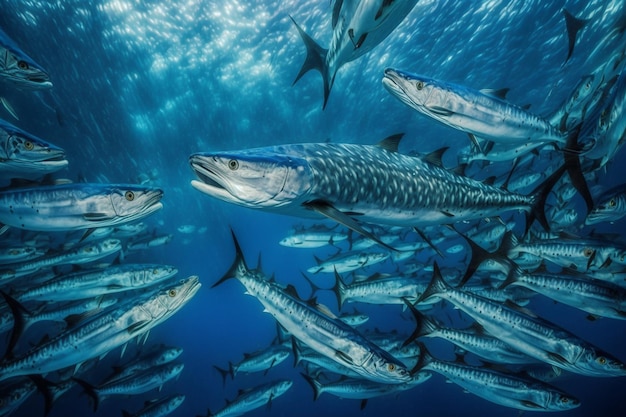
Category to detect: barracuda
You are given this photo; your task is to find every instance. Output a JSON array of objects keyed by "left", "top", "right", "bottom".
[
  {"left": 190, "top": 136, "right": 566, "bottom": 247},
  {"left": 415, "top": 264, "right": 626, "bottom": 377},
  {"left": 0, "top": 183, "right": 163, "bottom": 232},
  {"left": 0, "top": 276, "right": 200, "bottom": 382},
  {"left": 382, "top": 68, "right": 568, "bottom": 146},
  {"left": 199, "top": 380, "right": 291, "bottom": 417},
  {"left": 213, "top": 232, "right": 412, "bottom": 384},
  {"left": 586, "top": 183, "right": 626, "bottom": 225},
  {"left": 75, "top": 362, "right": 185, "bottom": 411},
  {"left": 214, "top": 344, "right": 290, "bottom": 385},
  {"left": 414, "top": 343, "right": 579, "bottom": 411},
  {"left": 290, "top": 0, "right": 418, "bottom": 109},
  {"left": 0, "top": 27, "right": 52, "bottom": 90},
  {"left": 15, "top": 263, "right": 179, "bottom": 302},
  {"left": 0, "top": 118, "right": 67, "bottom": 180}
]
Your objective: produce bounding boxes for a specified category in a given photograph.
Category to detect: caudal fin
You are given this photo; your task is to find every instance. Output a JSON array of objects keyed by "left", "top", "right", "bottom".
[
  {"left": 300, "top": 372, "right": 323, "bottom": 401},
  {"left": 562, "top": 8, "right": 589, "bottom": 63},
  {"left": 331, "top": 269, "right": 347, "bottom": 310},
  {"left": 289, "top": 16, "right": 331, "bottom": 109},
  {"left": 212, "top": 229, "right": 248, "bottom": 288}
]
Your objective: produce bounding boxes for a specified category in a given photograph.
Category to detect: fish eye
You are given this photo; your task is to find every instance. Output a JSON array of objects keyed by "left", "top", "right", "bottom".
[
  {"left": 24, "top": 141, "right": 34, "bottom": 150},
  {"left": 387, "top": 363, "right": 396, "bottom": 372},
  {"left": 228, "top": 159, "right": 239, "bottom": 170},
  {"left": 17, "top": 60, "right": 29, "bottom": 70},
  {"left": 125, "top": 191, "right": 135, "bottom": 201},
  {"left": 168, "top": 289, "right": 177, "bottom": 297},
  {"left": 583, "top": 248, "right": 593, "bottom": 257},
  {"left": 598, "top": 356, "right": 607, "bottom": 365},
  {"left": 561, "top": 396, "right": 569, "bottom": 403},
  {"left": 153, "top": 268, "right": 159, "bottom": 274},
  {"left": 416, "top": 81, "right": 424, "bottom": 90},
  {"left": 609, "top": 199, "right": 616, "bottom": 207}
]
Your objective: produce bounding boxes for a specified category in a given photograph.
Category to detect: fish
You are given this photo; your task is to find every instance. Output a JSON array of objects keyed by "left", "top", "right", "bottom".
[
  {"left": 214, "top": 344, "right": 291, "bottom": 385},
  {"left": 307, "top": 250, "right": 389, "bottom": 274},
  {"left": 382, "top": 68, "right": 568, "bottom": 147},
  {"left": 300, "top": 371, "right": 430, "bottom": 409},
  {"left": 0, "top": 183, "right": 163, "bottom": 232},
  {"left": 279, "top": 224, "right": 348, "bottom": 248},
  {"left": 127, "top": 234, "right": 173, "bottom": 251},
  {"left": 0, "top": 27, "right": 52, "bottom": 90},
  {"left": 562, "top": 8, "right": 589, "bottom": 63},
  {"left": 189, "top": 135, "right": 568, "bottom": 248},
  {"left": 414, "top": 264, "right": 626, "bottom": 377},
  {"left": 102, "top": 345, "right": 184, "bottom": 385},
  {"left": 74, "top": 362, "right": 185, "bottom": 411},
  {"left": 0, "top": 275, "right": 200, "bottom": 381},
  {"left": 290, "top": 0, "right": 418, "bottom": 108},
  {"left": 13, "top": 264, "right": 178, "bottom": 302},
  {"left": 213, "top": 232, "right": 412, "bottom": 384},
  {"left": 0, "top": 118, "right": 68, "bottom": 181},
  {"left": 123, "top": 394, "right": 185, "bottom": 417},
  {"left": 198, "top": 380, "right": 291, "bottom": 417},
  {"left": 413, "top": 342, "right": 579, "bottom": 411},
  {"left": 586, "top": 183, "right": 626, "bottom": 225}
]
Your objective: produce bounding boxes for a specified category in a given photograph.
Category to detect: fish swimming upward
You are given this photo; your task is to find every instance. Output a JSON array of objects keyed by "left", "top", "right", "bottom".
[
  {"left": 290, "top": 0, "right": 418, "bottom": 109},
  {"left": 190, "top": 135, "right": 569, "bottom": 247}
]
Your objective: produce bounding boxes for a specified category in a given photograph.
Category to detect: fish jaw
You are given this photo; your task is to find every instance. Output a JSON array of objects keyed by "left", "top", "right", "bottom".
[{"left": 189, "top": 151, "right": 312, "bottom": 209}]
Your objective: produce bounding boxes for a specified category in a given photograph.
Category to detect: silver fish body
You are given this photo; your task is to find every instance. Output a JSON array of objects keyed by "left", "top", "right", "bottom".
[{"left": 0, "top": 183, "right": 163, "bottom": 232}]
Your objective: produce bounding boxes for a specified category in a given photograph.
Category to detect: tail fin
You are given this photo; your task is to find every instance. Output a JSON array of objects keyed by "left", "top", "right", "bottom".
[
  {"left": 213, "top": 364, "right": 231, "bottom": 387},
  {"left": 300, "top": 372, "right": 323, "bottom": 401},
  {"left": 289, "top": 16, "right": 330, "bottom": 109},
  {"left": 72, "top": 378, "right": 101, "bottom": 411},
  {"left": 212, "top": 229, "right": 248, "bottom": 288},
  {"left": 402, "top": 299, "right": 438, "bottom": 347},
  {"left": 331, "top": 269, "right": 347, "bottom": 310},
  {"left": 410, "top": 341, "right": 434, "bottom": 375},
  {"left": 415, "top": 262, "right": 450, "bottom": 305},
  {"left": 29, "top": 375, "right": 54, "bottom": 416},
  {"left": 0, "top": 290, "right": 32, "bottom": 358},
  {"left": 455, "top": 231, "right": 513, "bottom": 287},
  {"left": 562, "top": 8, "right": 589, "bottom": 62},
  {"left": 562, "top": 125, "right": 593, "bottom": 213},
  {"left": 526, "top": 162, "right": 570, "bottom": 234},
  {"left": 291, "top": 337, "right": 303, "bottom": 367}
]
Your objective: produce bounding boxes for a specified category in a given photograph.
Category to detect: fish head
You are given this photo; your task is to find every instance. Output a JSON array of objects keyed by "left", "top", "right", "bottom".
[
  {"left": 0, "top": 29, "right": 52, "bottom": 90},
  {"left": 136, "top": 265, "right": 178, "bottom": 286},
  {"left": 580, "top": 350, "right": 626, "bottom": 377},
  {"left": 189, "top": 150, "right": 312, "bottom": 209},
  {"left": 152, "top": 275, "right": 201, "bottom": 317},
  {"left": 548, "top": 392, "right": 580, "bottom": 411},
  {"left": 0, "top": 119, "right": 67, "bottom": 167},
  {"left": 367, "top": 352, "right": 411, "bottom": 383},
  {"left": 108, "top": 185, "right": 164, "bottom": 223},
  {"left": 272, "top": 380, "right": 293, "bottom": 397},
  {"left": 383, "top": 68, "right": 452, "bottom": 117},
  {"left": 586, "top": 193, "right": 625, "bottom": 225},
  {"left": 162, "top": 346, "right": 184, "bottom": 363}
]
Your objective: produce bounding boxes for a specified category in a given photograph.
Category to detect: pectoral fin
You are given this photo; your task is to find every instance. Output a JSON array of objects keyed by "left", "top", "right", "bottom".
[{"left": 304, "top": 200, "right": 397, "bottom": 251}]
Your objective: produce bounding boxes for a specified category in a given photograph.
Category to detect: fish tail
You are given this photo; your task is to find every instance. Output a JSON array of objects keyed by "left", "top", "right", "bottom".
[
  {"left": 291, "top": 337, "right": 303, "bottom": 367},
  {"left": 0, "top": 290, "right": 31, "bottom": 359},
  {"left": 454, "top": 230, "right": 513, "bottom": 287},
  {"left": 561, "top": 125, "right": 593, "bottom": 212},
  {"left": 402, "top": 298, "right": 432, "bottom": 347},
  {"left": 562, "top": 8, "right": 589, "bottom": 62},
  {"left": 526, "top": 161, "right": 571, "bottom": 234},
  {"left": 29, "top": 375, "right": 54, "bottom": 416},
  {"left": 410, "top": 341, "right": 433, "bottom": 375},
  {"left": 72, "top": 377, "right": 101, "bottom": 412},
  {"left": 212, "top": 229, "right": 248, "bottom": 288},
  {"left": 213, "top": 365, "right": 230, "bottom": 387},
  {"left": 300, "top": 372, "right": 323, "bottom": 401},
  {"left": 331, "top": 269, "right": 346, "bottom": 310},
  {"left": 288, "top": 15, "right": 330, "bottom": 109},
  {"left": 415, "top": 262, "right": 449, "bottom": 304},
  {"left": 498, "top": 266, "right": 523, "bottom": 290}
]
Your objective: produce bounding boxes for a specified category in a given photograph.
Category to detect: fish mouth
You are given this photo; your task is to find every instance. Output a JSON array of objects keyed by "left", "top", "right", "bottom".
[
  {"left": 189, "top": 154, "right": 237, "bottom": 202},
  {"left": 382, "top": 68, "right": 421, "bottom": 109}
]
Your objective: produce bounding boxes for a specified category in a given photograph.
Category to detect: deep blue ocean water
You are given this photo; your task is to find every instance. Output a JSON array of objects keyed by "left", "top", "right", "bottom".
[{"left": 1, "top": 0, "right": 626, "bottom": 416}]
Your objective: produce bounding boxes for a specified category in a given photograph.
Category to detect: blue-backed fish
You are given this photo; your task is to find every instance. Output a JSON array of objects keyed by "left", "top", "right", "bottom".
[
  {"left": 199, "top": 380, "right": 291, "bottom": 417},
  {"left": 290, "top": 0, "right": 418, "bottom": 108},
  {"left": 0, "top": 118, "right": 67, "bottom": 181},
  {"left": 0, "top": 27, "right": 52, "bottom": 90},
  {"left": 190, "top": 135, "right": 568, "bottom": 249}
]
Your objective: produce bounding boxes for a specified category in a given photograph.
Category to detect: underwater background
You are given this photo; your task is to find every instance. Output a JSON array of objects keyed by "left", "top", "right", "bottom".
[{"left": 1, "top": 0, "right": 626, "bottom": 416}]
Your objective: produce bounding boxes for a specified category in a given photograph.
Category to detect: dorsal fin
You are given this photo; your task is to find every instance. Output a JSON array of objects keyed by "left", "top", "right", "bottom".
[
  {"left": 284, "top": 284, "right": 301, "bottom": 300},
  {"left": 423, "top": 147, "right": 449, "bottom": 167},
  {"left": 376, "top": 133, "right": 404, "bottom": 152},
  {"left": 504, "top": 299, "right": 538, "bottom": 318},
  {"left": 479, "top": 88, "right": 509, "bottom": 100}
]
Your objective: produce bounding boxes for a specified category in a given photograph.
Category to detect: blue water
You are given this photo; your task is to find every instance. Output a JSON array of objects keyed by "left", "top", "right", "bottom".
[{"left": 1, "top": 0, "right": 626, "bottom": 416}]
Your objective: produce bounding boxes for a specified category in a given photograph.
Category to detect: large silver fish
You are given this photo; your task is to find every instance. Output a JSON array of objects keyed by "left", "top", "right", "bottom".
[
  {"left": 0, "top": 27, "right": 52, "bottom": 90},
  {"left": 0, "top": 118, "right": 67, "bottom": 181},
  {"left": 291, "top": 0, "right": 418, "bottom": 108},
  {"left": 190, "top": 136, "right": 566, "bottom": 248},
  {"left": 0, "top": 183, "right": 163, "bottom": 232},
  {"left": 213, "top": 232, "right": 412, "bottom": 384},
  {"left": 0, "top": 276, "right": 200, "bottom": 381},
  {"left": 382, "top": 68, "right": 567, "bottom": 146}
]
